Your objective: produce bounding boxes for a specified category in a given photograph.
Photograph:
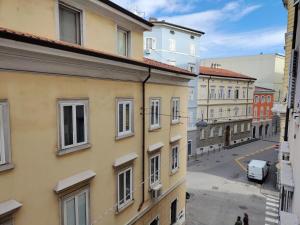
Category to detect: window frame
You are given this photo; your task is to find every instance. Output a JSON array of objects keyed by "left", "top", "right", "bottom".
[
  {"left": 58, "top": 100, "right": 89, "bottom": 151},
  {"left": 116, "top": 98, "right": 134, "bottom": 139},
  {"left": 58, "top": 1, "right": 83, "bottom": 45},
  {"left": 209, "top": 127, "right": 215, "bottom": 138},
  {"left": 233, "top": 124, "right": 238, "bottom": 133},
  {"left": 149, "top": 154, "right": 161, "bottom": 187},
  {"left": 0, "top": 101, "right": 12, "bottom": 170},
  {"left": 171, "top": 98, "right": 180, "bottom": 124},
  {"left": 61, "top": 187, "right": 90, "bottom": 225},
  {"left": 218, "top": 127, "right": 223, "bottom": 137},
  {"left": 117, "top": 27, "right": 130, "bottom": 57},
  {"left": 169, "top": 39, "right": 176, "bottom": 51},
  {"left": 171, "top": 145, "right": 179, "bottom": 173},
  {"left": 241, "top": 123, "right": 245, "bottom": 132},
  {"left": 149, "top": 216, "right": 160, "bottom": 225},
  {"left": 117, "top": 167, "right": 133, "bottom": 210},
  {"left": 150, "top": 98, "right": 161, "bottom": 130},
  {"left": 187, "top": 140, "right": 192, "bottom": 156}
]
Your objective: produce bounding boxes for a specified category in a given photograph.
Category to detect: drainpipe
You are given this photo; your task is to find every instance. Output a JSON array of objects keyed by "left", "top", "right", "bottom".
[{"left": 138, "top": 67, "right": 151, "bottom": 211}]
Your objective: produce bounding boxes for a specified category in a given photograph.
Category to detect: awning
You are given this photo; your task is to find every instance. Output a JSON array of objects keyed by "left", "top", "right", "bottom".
[{"left": 280, "top": 211, "right": 299, "bottom": 225}]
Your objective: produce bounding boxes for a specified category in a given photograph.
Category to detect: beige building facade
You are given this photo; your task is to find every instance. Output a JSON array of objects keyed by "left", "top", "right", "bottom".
[{"left": 0, "top": 1, "right": 194, "bottom": 225}]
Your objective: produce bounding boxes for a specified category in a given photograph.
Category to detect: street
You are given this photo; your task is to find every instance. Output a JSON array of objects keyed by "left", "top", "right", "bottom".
[{"left": 186, "top": 138, "right": 280, "bottom": 225}]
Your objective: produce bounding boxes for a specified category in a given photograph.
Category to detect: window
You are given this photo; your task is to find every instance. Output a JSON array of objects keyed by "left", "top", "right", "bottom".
[
  {"left": 242, "top": 89, "right": 246, "bottom": 99},
  {"left": 117, "top": 27, "right": 129, "bottom": 57},
  {"left": 0, "top": 102, "right": 11, "bottom": 167},
  {"left": 247, "top": 123, "right": 251, "bottom": 131},
  {"left": 218, "top": 127, "right": 223, "bottom": 136},
  {"left": 190, "top": 44, "right": 196, "bottom": 56},
  {"left": 227, "top": 108, "right": 231, "bottom": 117},
  {"left": 248, "top": 106, "right": 252, "bottom": 116},
  {"left": 171, "top": 145, "right": 179, "bottom": 172},
  {"left": 200, "top": 129, "right": 205, "bottom": 140},
  {"left": 150, "top": 99, "right": 160, "bottom": 129},
  {"left": 234, "top": 107, "right": 239, "bottom": 116},
  {"left": 117, "top": 99, "right": 133, "bottom": 137},
  {"left": 150, "top": 216, "right": 159, "bottom": 225},
  {"left": 267, "top": 95, "right": 271, "bottom": 103},
  {"left": 170, "top": 199, "right": 177, "bottom": 225},
  {"left": 234, "top": 89, "right": 239, "bottom": 99},
  {"left": 62, "top": 188, "right": 89, "bottom": 225},
  {"left": 59, "top": 2, "right": 82, "bottom": 45},
  {"left": 209, "top": 127, "right": 215, "bottom": 137},
  {"left": 234, "top": 124, "right": 237, "bottom": 133},
  {"left": 209, "top": 88, "right": 216, "bottom": 99},
  {"left": 227, "top": 88, "right": 232, "bottom": 99},
  {"left": 188, "top": 111, "right": 194, "bottom": 128},
  {"left": 171, "top": 98, "right": 180, "bottom": 123},
  {"left": 150, "top": 154, "right": 160, "bottom": 186},
  {"left": 219, "top": 108, "right": 223, "bottom": 119},
  {"left": 261, "top": 96, "right": 265, "bottom": 103},
  {"left": 59, "top": 100, "right": 88, "bottom": 150},
  {"left": 169, "top": 39, "right": 176, "bottom": 51},
  {"left": 145, "top": 37, "right": 156, "bottom": 50},
  {"left": 241, "top": 124, "right": 244, "bottom": 132},
  {"left": 118, "top": 167, "right": 133, "bottom": 209},
  {"left": 218, "top": 88, "right": 225, "bottom": 99},
  {"left": 255, "top": 95, "right": 259, "bottom": 103},
  {"left": 187, "top": 140, "right": 192, "bottom": 156},
  {"left": 210, "top": 109, "right": 214, "bottom": 119}
]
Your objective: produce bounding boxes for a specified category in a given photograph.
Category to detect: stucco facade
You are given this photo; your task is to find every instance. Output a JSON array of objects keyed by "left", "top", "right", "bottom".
[{"left": 0, "top": 1, "right": 193, "bottom": 225}]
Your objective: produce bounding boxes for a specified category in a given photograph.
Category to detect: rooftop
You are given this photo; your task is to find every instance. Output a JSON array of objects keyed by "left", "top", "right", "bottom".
[
  {"left": 0, "top": 27, "right": 195, "bottom": 77},
  {"left": 255, "top": 86, "right": 276, "bottom": 93},
  {"left": 199, "top": 66, "right": 256, "bottom": 80}
]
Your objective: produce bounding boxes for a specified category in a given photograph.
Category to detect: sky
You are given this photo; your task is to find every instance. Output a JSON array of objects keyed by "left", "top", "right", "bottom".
[{"left": 112, "top": 0, "right": 287, "bottom": 58}]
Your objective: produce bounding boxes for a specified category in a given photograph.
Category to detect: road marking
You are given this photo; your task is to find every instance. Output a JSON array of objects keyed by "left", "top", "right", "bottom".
[
  {"left": 266, "top": 201, "right": 279, "bottom": 207},
  {"left": 266, "top": 206, "right": 278, "bottom": 212},
  {"left": 266, "top": 195, "right": 280, "bottom": 200},
  {"left": 266, "top": 211, "right": 278, "bottom": 217},
  {"left": 265, "top": 217, "right": 278, "bottom": 224},
  {"left": 267, "top": 197, "right": 279, "bottom": 203},
  {"left": 234, "top": 145, "right": 274, "bottom": 172}
]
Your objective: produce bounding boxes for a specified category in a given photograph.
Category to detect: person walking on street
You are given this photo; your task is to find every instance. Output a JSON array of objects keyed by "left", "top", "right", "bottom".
[
  {"left": 243, "top": 213, "right": 249, "bottom": 225},
  {"left": 235, "top": 216, "right": 242, "bottom": 225}
]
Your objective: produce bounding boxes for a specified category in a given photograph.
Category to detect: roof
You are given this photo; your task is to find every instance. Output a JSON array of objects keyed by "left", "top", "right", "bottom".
[
  {"left": 199, "top": 66, "right": 256, "bottom": 80},
  {"left": 0, "top": 27, "right": 195, "bottom": 77},
  {"left": 97, "top": 0, "right": 153, "bottom": 27},
  {"left": 248, "top": 160, "right": 267, "bottom": 168},
  {"left": 150, "top": 20, "right": 205, "bottom": 35},
  {"left": 255, "top": 86, "right": 275, "bottom": 93}
]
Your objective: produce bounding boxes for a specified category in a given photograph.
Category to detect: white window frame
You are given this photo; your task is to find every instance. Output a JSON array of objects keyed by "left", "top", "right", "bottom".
[
  {"left": 210, "top": 127, "right": 214, "bottom": 137},
  {"left": 218, "top": 127, "right": 223, "bottom": 136},
  {"left": 0, "top": 102, "right": 11, "bottom": 166},
  {"left": 117, "top": 27, "right": 130, "bottom": 57},
  {"left": 169, "top": 39, "right": 176, "bottom": 51},
  {"left": 117, "top": 167, "right": 133, "bottom": 210},
  {"left": 171, "top": 98, "right": 180, "bottom": 124},
  {"left": 255, "top": 95, "right": 259, "bottom": 103},
  {"left": 62, "top": 188, "right": 89, "bottom": 225},
  {"left": 117, "top": 99, "right": 133, "bottom": 138},
  {"left": 150, "top": 98, "right": 160, "bottom": 129},
  {"left": 234, "top": 124, "right": 238, "bottom": 133},
  {"left": 190, "top": 43, "right": 196, "bottom": 56},
  {"left": 59, "top": 100, "right": 88, "bottom": 150},
  {"left": 241, "top": 124, "right": 245, "bottom": 132},
  {"left": 171, "top": 145, "right": 179, "bottom": 173},
  {"left": 145, "top": 37, "right": 156, "bottom": 50},
  {"left": 58, "top": 1, "right": 83, "bottom": 45},
  {"left": 187, "top": 140, "right": 192, "bottom": 156},
  {"left": 150, "top": 154, "right": 161, "bottom": 187}
]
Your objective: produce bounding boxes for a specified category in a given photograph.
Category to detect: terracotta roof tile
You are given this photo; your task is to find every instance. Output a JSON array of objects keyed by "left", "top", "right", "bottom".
[
  {"left": 0, "top": 27, "right": 195, "bottom": 77},
  {"left": 199, "top": 66, "right": 256, "bottom": 80}
]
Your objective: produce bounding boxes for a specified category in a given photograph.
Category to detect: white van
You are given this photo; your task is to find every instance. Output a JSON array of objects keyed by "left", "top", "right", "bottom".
[{"left": 247, "top": 160, "right": 270, "bottom": 182}]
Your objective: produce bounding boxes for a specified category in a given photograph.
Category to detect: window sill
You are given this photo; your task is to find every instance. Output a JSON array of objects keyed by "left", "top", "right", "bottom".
[
  {"left": 171, "top": 121, "right": 180, "bottom": 125},
  {"left": 116, "top": 133, "right": 134, "bottom": 141},
  {"left": 116, "top": 200, "right": 134, "bottom": 214},
  {"left": 57, "top": 143, "right": 91, "bottom": 156},
  {"left": 0, "top": 163, "right": 14, "bottom": 173},
  {"left": 149, "top": 126, "right": 161, "bottom": 132},
  {"left": 170, "top": 168, "right": 179, "bottom": 175}
]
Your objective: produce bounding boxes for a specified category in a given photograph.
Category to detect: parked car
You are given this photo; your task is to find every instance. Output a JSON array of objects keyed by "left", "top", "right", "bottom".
[{"left": 247, "top": 160, "right": 270, "bottom": 182}]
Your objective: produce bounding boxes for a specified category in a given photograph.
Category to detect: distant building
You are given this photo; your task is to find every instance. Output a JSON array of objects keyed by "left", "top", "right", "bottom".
[
  {"left": 191, "top": 66, "right": 255, "bottom": 158},
  {"left": 143, "top": 19, "right": 205, "bottom": 159},
  {"left": 252, "top": 86, "right": 278, "bottom": 139},
  {"left": 200, "top": 54, "right": 285, "bottom": 102}
]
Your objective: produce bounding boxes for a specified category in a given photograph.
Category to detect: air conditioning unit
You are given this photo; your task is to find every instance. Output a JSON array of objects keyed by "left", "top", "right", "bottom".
[{"left": 151, "top": 184, "right": 162, "bottom": 199}]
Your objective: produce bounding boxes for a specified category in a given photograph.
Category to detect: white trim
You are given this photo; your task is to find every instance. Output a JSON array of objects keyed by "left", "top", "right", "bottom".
[
  {"left": 148, "top": 142, "right": 164, "bottom": 153},
  {"left": 150, "top": 98, "right": 160, "bottom": 129},
  {"left": 54, "top": 170, "right": 96, "bottom": 193},
  {"left": 149, "top": 154, "right": 161, "bottom": 187},
  {"left": 117, "top": 99, "right": 133, "bottom": 138},
  {"left": 0, "top": 101, "right": 11, "bottom": 167},
  {"left": 0, "top": 200, "right": 22, "bottom": 218},
  {"left": 171, "top": 98, "right": 180, "bottom": 124},
  {"left": 170, "top": 135, "right": 182, "bottom": 143},
  {"left": 113, "top": 153, "right": 138, "bottom": 167},
  {"left": 117, "top": 167, "right": 133, "bottom": 210}
]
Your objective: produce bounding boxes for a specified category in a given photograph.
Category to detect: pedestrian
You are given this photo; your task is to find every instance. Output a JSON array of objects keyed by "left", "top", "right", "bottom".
[
  {"left": 243, "top": 213, "right": 249, "bottom": 225},
  {"left": 235, "top": 216, "right": 242, "bottom": 225}
]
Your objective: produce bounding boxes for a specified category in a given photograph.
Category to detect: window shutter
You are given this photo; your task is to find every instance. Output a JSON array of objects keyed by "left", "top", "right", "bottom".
[
  {"left": 152, "top": 38, "right": 156, "bottom": 50},
  {"left": 288, "top": 50, "right": 298, "bottom": 109}
]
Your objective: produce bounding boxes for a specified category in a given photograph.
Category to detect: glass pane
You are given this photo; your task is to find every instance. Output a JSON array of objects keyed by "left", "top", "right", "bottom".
[
  {"left": 118, "top": 30, "right": 127, "bottom": 56},
  {"left": 63, "top": 106, "right": 73, "bottom": 146},
  {"left": 125, "top": 170, "right": 131, "bottom": 201},
  {"left": 78, "top": 192, "right": 87, "bottom": 225},
  {"left": 119, "top": 104, "right": 123, "bottom": 133},
  {"left": 155, "top": 101, "right": 159, "bottom": 124},
  {"left": 59, "top": 5, "right": 80, "bottom": 44},
  {"left": 65, "top": 198, "right": 76, "bottom": 225},
  {"left": 0, "top": 106, "right": 5, "bottom": 165},
  {"left": 151, "top": 101, "right": 154, "bottom": 125},
  {"left": 150, "top": 158, "right": 154, "bottom": 183},
  {"left": 155, "top": 157, "right": 159, "bottom": 181},
  {"left": 76, "top": 105, "right": 85, "bottom": 143},
  {"left": 119, "top": 173, "right": 124, "bottom": 204},
  {"left": 125, "top": 103, "right": 130, "bottom": 131}
]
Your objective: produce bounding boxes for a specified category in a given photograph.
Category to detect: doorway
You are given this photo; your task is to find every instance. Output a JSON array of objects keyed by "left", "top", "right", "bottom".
[
  {"left": 225, "top": 126, "right": 231, "bottom": 146},
  {"left": 259, "top": 125, "right": 263, "bottom": 138},
  {"left": 170, "top": 199, "right": 177, "bottom": 225},
  {"left": 252, "top": 126, "right": 256, "bottom": 138},
  {"left": 265, "top": 124, "right": 269, "bottom": 136}
]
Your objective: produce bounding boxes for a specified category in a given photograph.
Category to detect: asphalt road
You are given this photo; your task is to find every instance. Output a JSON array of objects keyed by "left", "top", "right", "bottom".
[{"left": 186, "top": 138, "right": 279, "bottom": 225}]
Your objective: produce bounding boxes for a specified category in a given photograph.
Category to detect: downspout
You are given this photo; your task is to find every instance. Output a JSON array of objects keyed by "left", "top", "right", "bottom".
[{"left": 138, "top": 67, "right": 151, "bottom": 211}]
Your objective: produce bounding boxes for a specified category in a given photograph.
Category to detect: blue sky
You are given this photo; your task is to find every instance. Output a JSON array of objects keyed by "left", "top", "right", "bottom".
[{"left": 112, "top": 0, "right": 287, "bottom": 58}]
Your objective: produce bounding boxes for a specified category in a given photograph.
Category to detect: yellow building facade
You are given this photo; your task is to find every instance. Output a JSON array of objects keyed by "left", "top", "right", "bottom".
[{"left": 0, "top": 1, "right": 194, "bottom": 225}]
